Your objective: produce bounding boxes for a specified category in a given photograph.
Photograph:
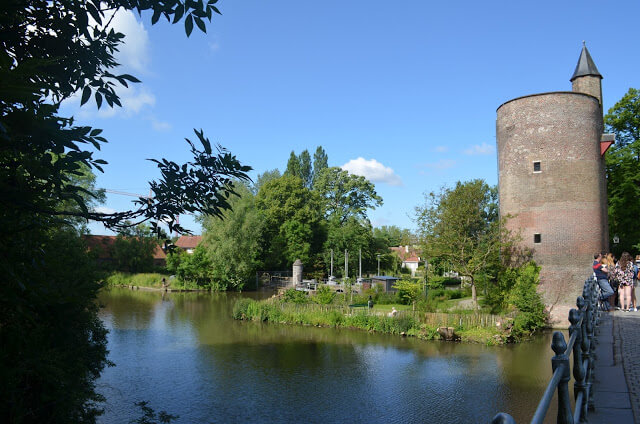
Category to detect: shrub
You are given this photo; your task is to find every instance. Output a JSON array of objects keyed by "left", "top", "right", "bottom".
[
  {"left": 283, "top": 288, "right": 309, "bottom": 304},
  {"left": 232, "top": 298, "right": 254, "bottom": 320},
  {"left": 314, "top": 285, "right": 336, "bottom": 305}
]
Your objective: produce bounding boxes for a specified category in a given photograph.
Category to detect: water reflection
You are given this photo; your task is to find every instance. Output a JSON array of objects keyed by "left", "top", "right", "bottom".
[{"left": 97, "top": 288, "right": 556, "bottom": 423}]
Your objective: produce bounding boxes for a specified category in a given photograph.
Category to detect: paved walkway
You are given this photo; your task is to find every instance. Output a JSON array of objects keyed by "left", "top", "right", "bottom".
[{"left": 589, "top": 310, "right": 638, "bottom": 423}]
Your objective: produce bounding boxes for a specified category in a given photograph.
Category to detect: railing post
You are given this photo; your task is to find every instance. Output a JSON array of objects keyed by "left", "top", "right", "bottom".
[
  {"left": 551, "top": 331, "right": 573, "bottom": 424},
  {"left": 584, "top": 279, "right": 597, "bottom": 411},
  {"left": 569, "top": 306, "right": 587, "bottom": 422},
  {"left": 491, "top": 412, "right": 516, "bottom": 424}
]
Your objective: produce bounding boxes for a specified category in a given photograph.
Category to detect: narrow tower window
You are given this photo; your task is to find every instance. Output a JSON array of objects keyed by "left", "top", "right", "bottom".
[
  {"left": 533, "top": 161, "right": 541, "bottom": 173},
  {"left": 534, "top": 233, "right": 541, "bottom": 243}
]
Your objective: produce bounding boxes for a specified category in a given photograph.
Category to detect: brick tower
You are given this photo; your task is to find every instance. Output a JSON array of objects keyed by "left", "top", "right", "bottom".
[{"left": 496, "top": 45, "right": 612, "bottom": 325}]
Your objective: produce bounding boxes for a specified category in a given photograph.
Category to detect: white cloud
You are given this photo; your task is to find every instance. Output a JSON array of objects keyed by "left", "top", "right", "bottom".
[
  {"left": 463, "top": 142, "right": 495, "bottom": 156},
  {"left": 93, "top": 206, "right": 116, "bottom": 214},
  {"left": 150, "top": 117, "right": 171, "bottom": 131},
  {"left": 341, "top": 157, "right": 403, "bottom": 186},
  {"left": 106, "top": 9, "right": 150, "bottom": 73},
  {"left": 63, "top": 9, "right": 154, "bottom": 119},
  {"left": 75, "top": 85, "right": 155, "bottom": 118},
  {"left": 434, "top": 145, "right": 448, "bottom": 153}
]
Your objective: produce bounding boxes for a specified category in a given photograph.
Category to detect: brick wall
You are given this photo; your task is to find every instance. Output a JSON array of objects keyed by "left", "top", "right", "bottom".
[{"left": 496, "top": 92, "right": 607, "bottom": 326}]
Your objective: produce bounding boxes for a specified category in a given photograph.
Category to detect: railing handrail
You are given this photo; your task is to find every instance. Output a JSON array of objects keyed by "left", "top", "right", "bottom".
[{"left": 492, "top": 276, "right": 600, "bottom": 424}]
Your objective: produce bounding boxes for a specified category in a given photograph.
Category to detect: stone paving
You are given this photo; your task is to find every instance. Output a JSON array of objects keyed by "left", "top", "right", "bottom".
[{"left": 589, "top": 310, "right": 638, "bottom": 423}]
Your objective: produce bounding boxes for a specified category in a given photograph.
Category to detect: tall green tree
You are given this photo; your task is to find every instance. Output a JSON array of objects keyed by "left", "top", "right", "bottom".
[
  {"left": 255, "top": 175, "right": 325, "bottom": 269},
  {"left": 284, "top": 151, "right": 301, "bottom": 179},
  {"left": 0, "top": 1, "right": 249, "bottom": 422},
  {"left": 252, "top": 169, "right": 281, "bottom": 194},
  {"left": 201, "top": 183, "right": 263, "bottom": 289},
  {"left": 415, "top": 180, "right": 504, "bottom": 303},
  {"left": 604, "top": 88, "right": 640, "bottom": 254},
  {"left": 312, "top": 146, "right": 328, "bottom": 188},
  {"left": 323, "top": 216, "right": 374, "bottom": 278},
  {"left": 314, "top": 167, "right": 382, "bottom": 224},
  {"left": 299, "top": 149, "right": 313, "bottom": 188}
]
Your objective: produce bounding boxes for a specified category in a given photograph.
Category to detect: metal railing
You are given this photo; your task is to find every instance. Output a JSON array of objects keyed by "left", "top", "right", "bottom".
[{"left": 492, "top": 276, "right": 600, "bottom": 424}]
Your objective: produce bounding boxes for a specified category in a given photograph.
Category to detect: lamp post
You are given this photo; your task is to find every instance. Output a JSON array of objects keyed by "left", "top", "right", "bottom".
[{"left": 377, "top": 254, "right": 381, "bottom": 276}]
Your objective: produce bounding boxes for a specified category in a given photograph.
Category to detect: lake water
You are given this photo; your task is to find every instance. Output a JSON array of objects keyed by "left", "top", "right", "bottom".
[{"left": 96, "top": 288, "right": 558, "bottom": 423}]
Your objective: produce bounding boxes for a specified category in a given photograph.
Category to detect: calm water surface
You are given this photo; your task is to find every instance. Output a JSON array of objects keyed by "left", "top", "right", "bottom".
[{"left": 97, "top": 288, "right": 559, "bottom": 423}]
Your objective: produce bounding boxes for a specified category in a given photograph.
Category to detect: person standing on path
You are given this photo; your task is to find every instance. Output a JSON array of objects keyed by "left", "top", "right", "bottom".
[
  {"left": 603, "top": 253, "right": 618, "bottom": 309},
  {"left": 593, "top": 252, "right": 614, "bottom": 311},
  {"left": 614, "top": 252, "right": 635, "bottom": 312}
]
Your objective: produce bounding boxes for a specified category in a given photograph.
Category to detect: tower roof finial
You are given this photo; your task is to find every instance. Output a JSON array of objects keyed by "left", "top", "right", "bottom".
[{"left": 570, "top": 42, "right": 602, "bottom": 81}]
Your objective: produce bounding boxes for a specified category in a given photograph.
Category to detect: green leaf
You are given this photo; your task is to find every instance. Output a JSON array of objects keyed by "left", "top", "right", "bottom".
[
  {"left": 95, "top": 91, "right": 102, "bottom": 109},
  {"left": 194, "top": 16, "right": 206, "bottom": 33},
  {"left": 90, "top": 128, "right": 103, "bottom": 137},
  {"left": 119, "top": 74, "right": 141, "bottom": 83},
  {"left": 173, "top": 3, "right": 185, "bottom": 23},
  {"left": 185, "top": 14, "right": 194, "bottom": 36},
  {"left": 81, "top": 86, "right": 91, "bottom": 105},
  {"left": 151, "top": 9, "right": 162, "bottom": 25}
]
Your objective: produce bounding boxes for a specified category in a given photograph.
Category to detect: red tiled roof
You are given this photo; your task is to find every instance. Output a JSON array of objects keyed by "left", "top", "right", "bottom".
[
  {"left": 175, "top": 235, "right": 202, "bottom": 249},
  {"left": 389, "top": 246, "right": 421, "bottom": 263},
  {"left": 83, "top": 235, "right": 165, "bottom": 259},
  {"left": 83, "top": 235, "right": 116, "bottom": 259}
]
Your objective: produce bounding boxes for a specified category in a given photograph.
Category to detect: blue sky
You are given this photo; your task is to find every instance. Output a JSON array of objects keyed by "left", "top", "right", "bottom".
[{"left": 62, "top": 0, "right": 640, "bottom": 235}]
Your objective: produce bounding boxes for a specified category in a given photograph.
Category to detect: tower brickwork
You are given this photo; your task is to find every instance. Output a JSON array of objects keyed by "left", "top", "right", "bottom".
[{"left": 496, "top": 45, "right": 608, "bottom": 326}]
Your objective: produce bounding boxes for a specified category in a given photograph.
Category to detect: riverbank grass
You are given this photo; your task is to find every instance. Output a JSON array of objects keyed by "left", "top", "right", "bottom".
[{"left": 233, "top": 297, "right": 508, "bottom": 344}]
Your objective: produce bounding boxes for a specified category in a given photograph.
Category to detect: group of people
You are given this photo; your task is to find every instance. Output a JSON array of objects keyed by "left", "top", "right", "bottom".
[{"left": 593, "top": 251, "right": 640, "bottom": 312}]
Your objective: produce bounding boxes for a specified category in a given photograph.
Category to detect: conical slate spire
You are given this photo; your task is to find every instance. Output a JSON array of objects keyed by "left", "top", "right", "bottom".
[{"left": 570, "top": 42, "right": 602, "bottom": 81}]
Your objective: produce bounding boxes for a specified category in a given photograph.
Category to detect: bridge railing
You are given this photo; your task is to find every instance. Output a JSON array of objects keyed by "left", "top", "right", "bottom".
[{"left": 492, "top": 276, "right": 600, "bottom": 424}]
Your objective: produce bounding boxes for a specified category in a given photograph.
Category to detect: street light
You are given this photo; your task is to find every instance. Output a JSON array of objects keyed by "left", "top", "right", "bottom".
[{"left": 377, "top": 254, "right": 381, "bottom": 276}]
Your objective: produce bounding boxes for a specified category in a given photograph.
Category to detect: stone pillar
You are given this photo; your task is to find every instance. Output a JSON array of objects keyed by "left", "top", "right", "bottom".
[{"left": 292, "top": 259, "right": 303, "bottom": 284}]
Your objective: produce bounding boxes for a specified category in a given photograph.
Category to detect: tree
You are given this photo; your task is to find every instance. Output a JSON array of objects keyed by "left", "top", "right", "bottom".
[
  {"left": 393, "top": 279, "right": 422, "bottom": 310},
  {"left": 314, "top": 167, "right": 382, "bottom": 224},
  {"left": 299, "top": 149, "right": 312, "bottom": 188},
  {"left": 372, "top": 225, "right": 415, "bottom": 247},
  {"left": 604, "top": 88, "right": 640, "bottom": 254},
  {"left": 323, "top": 216, "right": 374, "bottom": 278},
  {"left": 284, "top": 151, "right": 301, "bottom": 179},
  {"left": 251, "top": 169, "right": 281, "bottom": 195},
  {"left": 0, "top": 1, "right": 248, "bottom": 422},
  {"left": 201, "top": 182, "right": 263, "bottom": 289},
  {"left": 415, "top": 180, "right": 505, "bottom": 304},
  {"left": 255, "top": 175, "right": 325, "bottom": 269},
  {"left": 112, "top": 224, "right": 159, "bottom": 273},
  {"left": 312, "top": 146, "right": 328, "bottom": 188},
  {"left": 1, "top": 0, "right": 251, "bottom": 236}
]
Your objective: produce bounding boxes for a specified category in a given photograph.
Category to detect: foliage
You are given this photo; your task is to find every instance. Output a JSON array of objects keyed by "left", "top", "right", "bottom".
[
  {"left": 323, "top": 216, "right": 374, "bottom": 278},
  {"left": 0, "top": 227, "right": 110, "bottom": 423},
  {"left": 311, "top": 146, "right": 328, "bottom": 188},
  {"left": 232, "top": 298, "right": 255, "bottom": 320},
  {"left": 0, "top": 0, "right": 252, "bottom": 422},
  {"left": 255, "top": 175, "right": 325, "bottom": 269},
  {"left": 282, "top": 288, "right": 310, "bottom": 304},
  {"left": 314, "top": 285, "right": 336, "bottom": 304},
  {"left": 201, "top": 182, "right": 262, "bottom": 289},
  {"left": 129, "top": 401, "right": 178, "bottom": 424},
  {"left": 508, "top": 262, "right": 546, "bottom": 337},
  {"left": 0, "top": 0, "right": 250, "bottom": 235},
  {"left": 111, "top": 225, "right": 159, "bottom": 273},
  {"left": 169, "top": 246, "right": 214, "bottom": 289},
  {"left": 393, "top": 279, "right": 423, "bottom": 306},
  {"left": 372, "top": 225, "right": 415, "bottom": 247},
  {"left": 604, "top": 88, "right": 640, "bottom": 255},
  {"left": 415, "top": 179, "right": 507, "bottom": 302},
  {"left": 105, "top": 272, "right": 169, "bottom": 288},
  {"left": 314, "top": 167, "right": 382, "bottom": 223}
]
